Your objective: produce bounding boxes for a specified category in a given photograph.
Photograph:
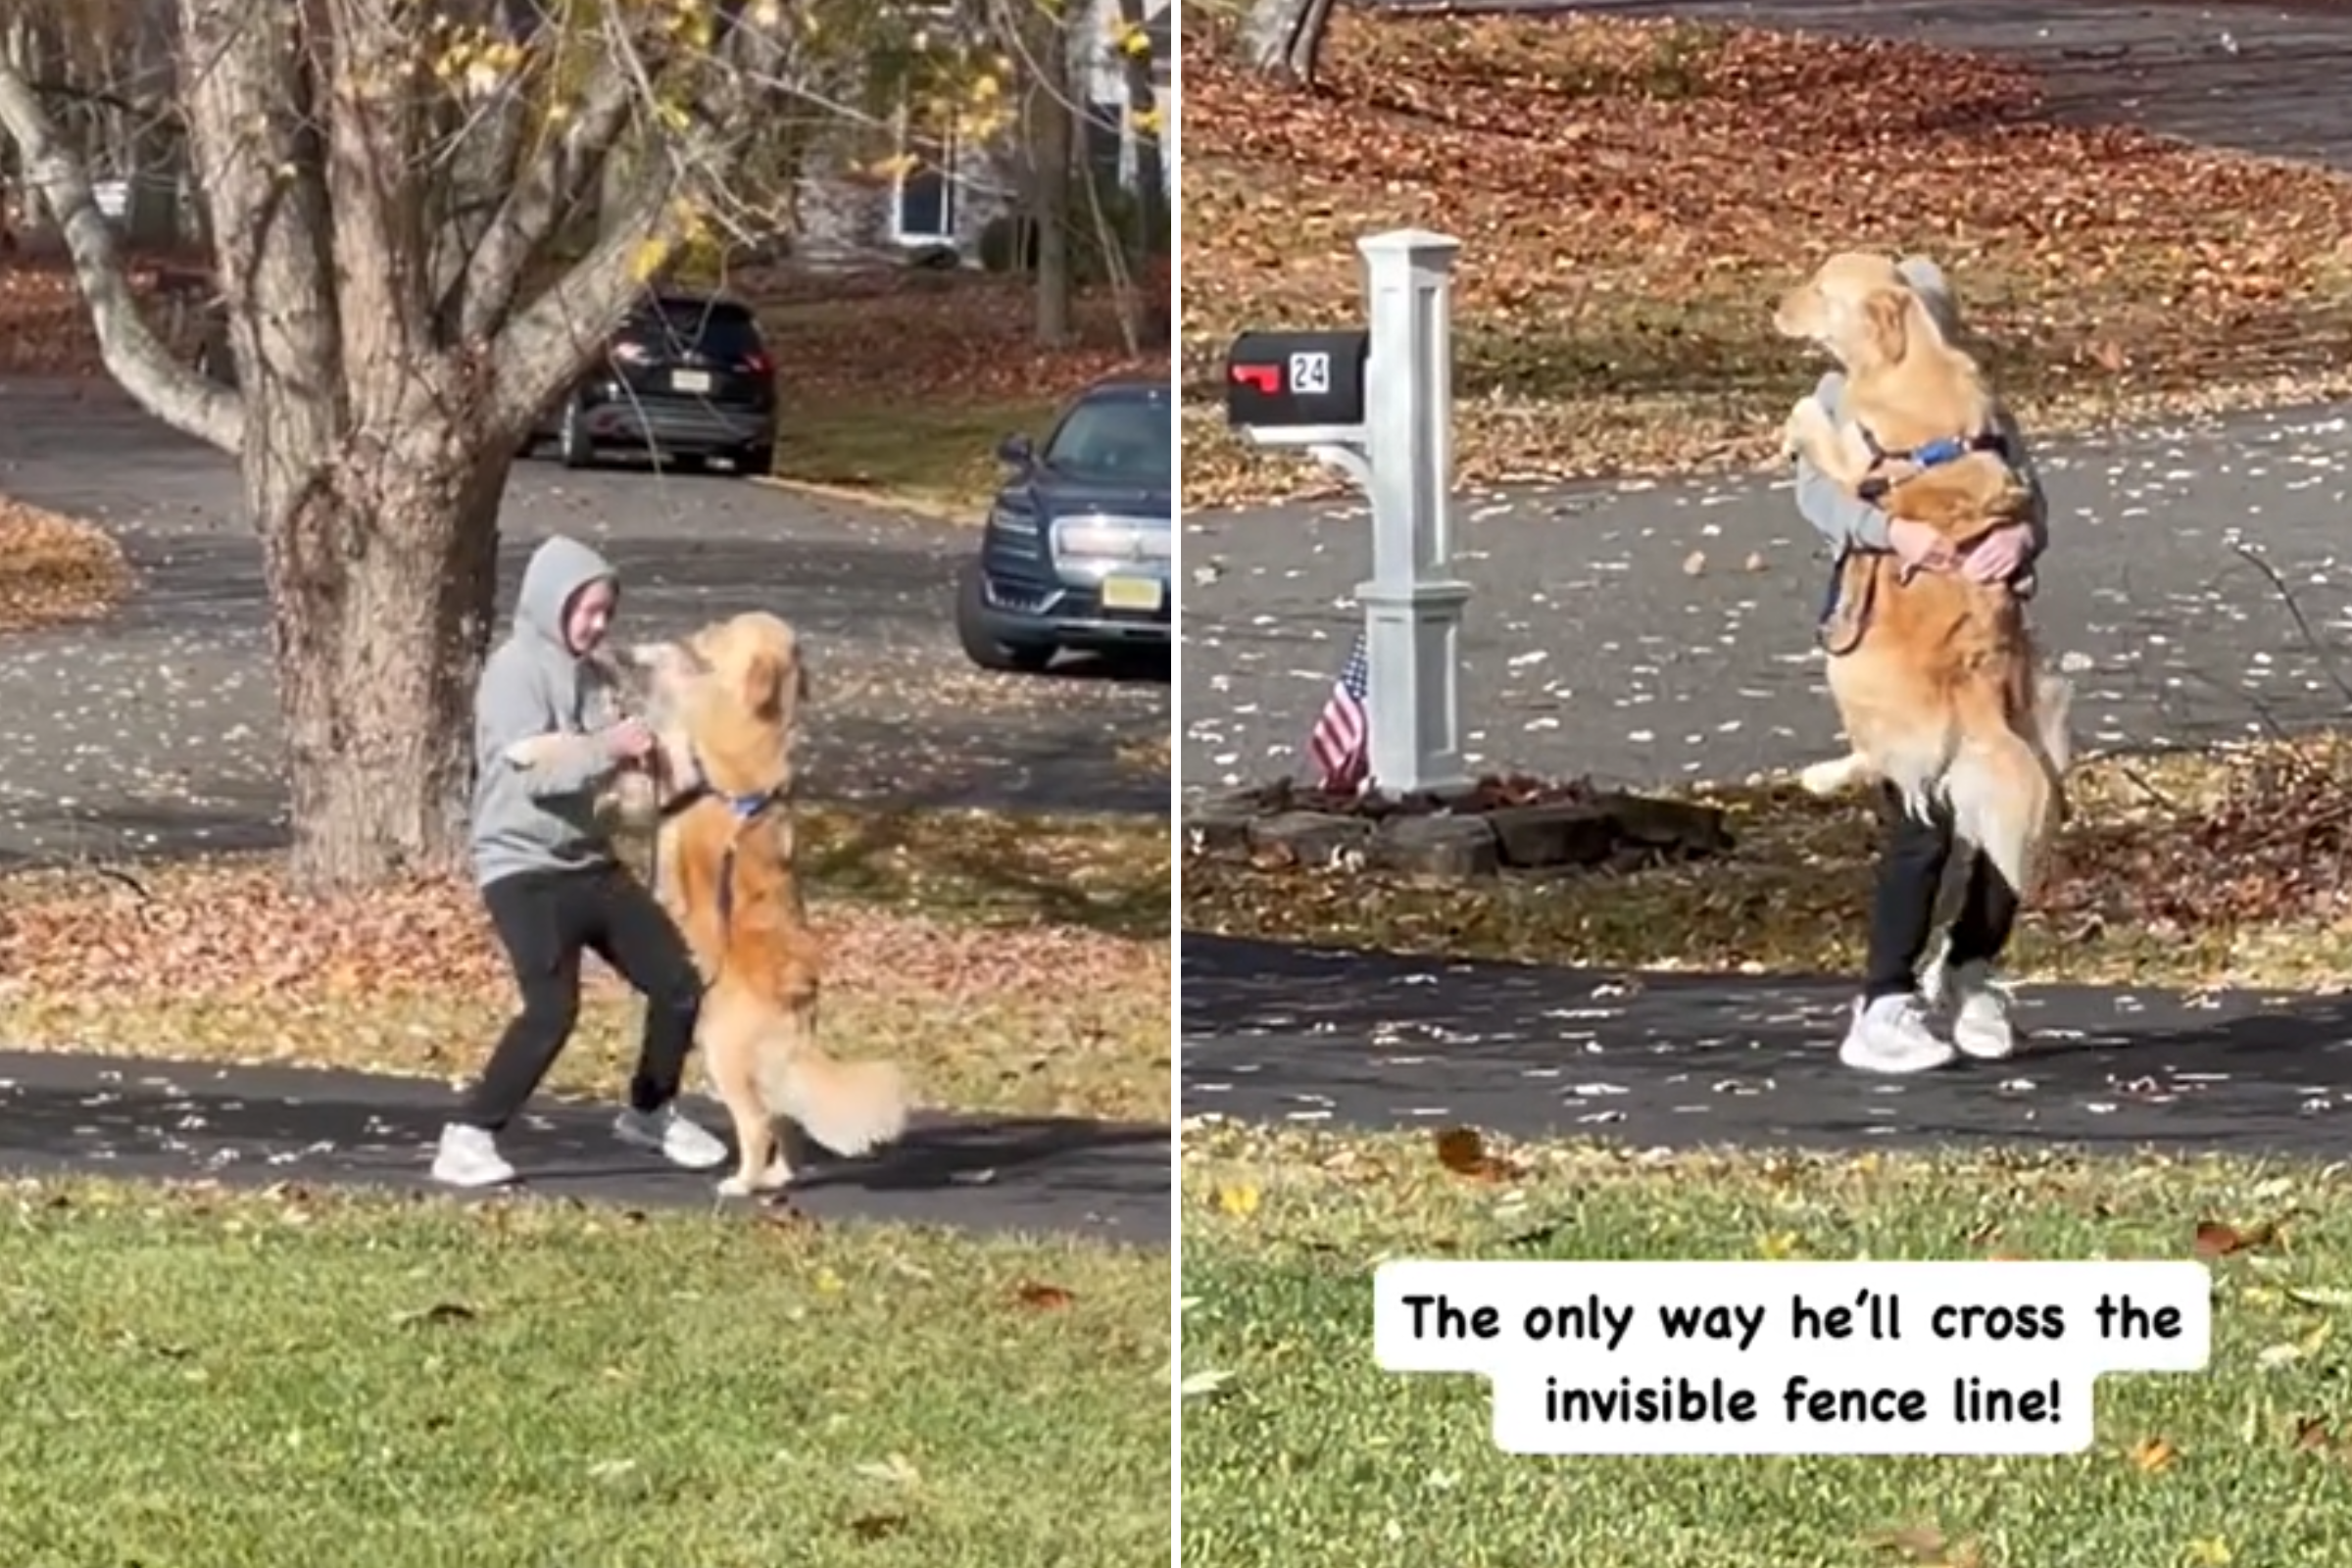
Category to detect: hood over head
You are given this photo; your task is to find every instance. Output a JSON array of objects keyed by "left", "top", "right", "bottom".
[
  {"left": 514, "top": 535, "right": 616, "bottom": 653},
  {"left": 1896, "top": 256, "right": 1961, "bottom": 338}
]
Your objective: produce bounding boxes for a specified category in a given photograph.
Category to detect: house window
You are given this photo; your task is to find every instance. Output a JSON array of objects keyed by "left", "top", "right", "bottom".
[{"left": 891, "top": 133, "right": 956, "bottom": 243}]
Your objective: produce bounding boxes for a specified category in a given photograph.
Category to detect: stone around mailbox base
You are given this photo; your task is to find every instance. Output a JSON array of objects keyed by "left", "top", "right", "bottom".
[
  {"left": 1183, "top": 773, "right": 1735, "bottom": 888},
  {"left": 1250, "top": 810, "right": 1374, "bottom": 867},
  {"left": 1371, "top": 813, "right": 1500, "bottom": 879}
]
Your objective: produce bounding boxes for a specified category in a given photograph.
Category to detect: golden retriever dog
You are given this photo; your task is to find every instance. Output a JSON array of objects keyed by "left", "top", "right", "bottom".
[
  {"left": 508, "top": 612, "right": 908, "bottom": 1195},
  {"left": 1773, "top": 251, "right": 2069, "bottom": 898}
]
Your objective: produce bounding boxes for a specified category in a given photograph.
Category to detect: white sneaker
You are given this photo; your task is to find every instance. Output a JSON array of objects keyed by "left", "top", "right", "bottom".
[
  {"left": 1945, "top": 960, "right": 2019, "bottom": 1060},
  {"left": 432, "top": 1123, "right": 518, "bottom": 1188},
  {"left": 1838, "top": 994, "right": 1958, "bottom": 1075},
  {"left": 614, "top": 1103, "right": 730, "bottom": 1170}
]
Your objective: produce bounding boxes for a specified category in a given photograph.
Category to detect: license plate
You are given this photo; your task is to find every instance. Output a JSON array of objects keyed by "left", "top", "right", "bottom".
[
  {"left": 1101, "top": 575, "right": 1162, "bottom": 612},
  {"left": 670, "top": 368, "right": 711, "bottom": 394}
]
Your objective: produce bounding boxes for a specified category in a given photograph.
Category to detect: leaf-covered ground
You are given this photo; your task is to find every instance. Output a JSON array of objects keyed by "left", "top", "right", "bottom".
[
  {"left": 1184, "top": 740, "right": 2352, "bottom": 993},
  {"left": 0, "top": 1179, "right": 1169, "bottom": 1566},
  {"left": 751, "top": 268, "right": 1167, "bottom": 515},
  {"left": 0, "top": 808, "right": 1172, "bottom": 1122},
  {"left": 1183, "top": 12, "right": 2352, "bottom": 506},
  {"left": 1183, "top": 1123, "right": 2347, "bottom": 1567},
  {"left": 0, "top": 495, "right": 133, "bottom": 634}
]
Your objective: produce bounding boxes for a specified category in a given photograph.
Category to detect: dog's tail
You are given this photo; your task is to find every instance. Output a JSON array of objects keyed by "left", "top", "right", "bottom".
[
  {"left": 1943, "top": 669, "right": 2071, "bottom": 896},
  {"left": 758, "top": 1046, "right": 909, "bottom": 1158}
]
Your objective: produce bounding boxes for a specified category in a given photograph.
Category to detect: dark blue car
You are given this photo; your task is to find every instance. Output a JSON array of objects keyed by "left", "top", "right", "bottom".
[{"left": 956, "top": 374, "right": 1172, "bottom": 673}]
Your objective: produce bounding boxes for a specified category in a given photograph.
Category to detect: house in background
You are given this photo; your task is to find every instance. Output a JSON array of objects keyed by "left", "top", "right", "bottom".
[{"left": 794, "top": 0, "right": 1171, "bottom": 269}]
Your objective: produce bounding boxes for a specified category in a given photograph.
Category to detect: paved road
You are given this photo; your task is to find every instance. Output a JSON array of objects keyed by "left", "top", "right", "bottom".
[
  {"left": 0, "top": 380, "right": 1169, "bottom": 864},
  {"left": 1185, "top": 0, "right": 2352, "bottom": 799},
  {"left": 1183, "top": 934, "right": 2352, "bottom": 1155},
  {"left": 1187, "top": 404, "right": 2352, "bottom": 794},
  {"left": 0, "top": 1048, "right": 1169, "bottom": 1244},
  {"left": 1182, "top": 0, "right": 2352, "bottom": 1162}
]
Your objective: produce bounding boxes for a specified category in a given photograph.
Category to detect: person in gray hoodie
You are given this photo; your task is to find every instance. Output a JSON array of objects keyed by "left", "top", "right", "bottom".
[
  {"left": 431, "top": 533, "right": 730, "bottom": 1188},
  {"left": 1792, "top": 256, "right": 2049, "bottom": 1078}
]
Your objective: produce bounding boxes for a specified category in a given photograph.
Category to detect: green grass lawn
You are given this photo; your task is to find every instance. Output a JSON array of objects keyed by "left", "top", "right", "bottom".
[
  {"left": 0, "top": 1181, "right": 1170, "bottom": 1567},
  {"left": 773, "top": 396, "right": 1060, "bottom": 518},
  {"left": 1182, "top": 1124, "right": 2352, "bottom": 1568}
]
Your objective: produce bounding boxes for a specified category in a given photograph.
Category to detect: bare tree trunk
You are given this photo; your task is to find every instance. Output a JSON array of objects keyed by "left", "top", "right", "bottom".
[
  {"left": 1244, "top": 0, "right": 1339, "bottom": 84},
  {"left": 1027, "top": 16, "right": 1073, "bottom": 348},
  {"left": 251, "top": 414, "right": 504, "bottom": 885}
]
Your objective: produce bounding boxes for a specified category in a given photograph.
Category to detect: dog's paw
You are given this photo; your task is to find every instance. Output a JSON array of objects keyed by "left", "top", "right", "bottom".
[
  {"left": 1797, "top": 754, "right": 1867, "bottom": 798},
  {"left": 715, "top": 1161, "right": 794, "bottom": 1200},
  {"left": 1781, "top": 396, "right": 1834, "bottom": 463},
  {"left": 502, "top": 733, "right": 573, "bottom": 769}
]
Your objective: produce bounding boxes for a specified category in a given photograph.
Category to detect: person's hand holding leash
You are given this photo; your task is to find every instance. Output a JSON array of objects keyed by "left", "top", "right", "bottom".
[
  {"left": 1958, "top": 520, "right": 2033, "bottom": 585},
  {"left": 603, "top": 717, "right": 656, "bottom": 764}
]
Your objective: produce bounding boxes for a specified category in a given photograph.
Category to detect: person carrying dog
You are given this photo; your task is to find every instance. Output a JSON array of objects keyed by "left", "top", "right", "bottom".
[
  {"left": 1793, "top": 256, "right": 2050, "bottom": 1075},
  {"left": 431, "top": 533, "right": 730, "bottom": 1187}
]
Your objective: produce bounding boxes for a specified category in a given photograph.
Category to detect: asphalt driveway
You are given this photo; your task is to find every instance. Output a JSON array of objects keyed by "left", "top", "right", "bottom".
[{"left": 0, "top": 380, "right": 1170, "bottom": 864}]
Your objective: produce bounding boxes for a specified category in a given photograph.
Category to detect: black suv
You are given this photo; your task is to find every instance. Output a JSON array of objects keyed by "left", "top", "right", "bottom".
[
  {"left": 956, "top": 374, "right": 1172, "bottom": 672},
  {"left": 526, "top": 293, "right": 779, "bottom": 475}
]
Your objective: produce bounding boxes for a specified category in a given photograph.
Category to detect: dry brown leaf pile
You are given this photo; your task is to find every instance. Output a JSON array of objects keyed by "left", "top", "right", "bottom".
[
  {"left": 1183, "top": 13, "right": 2352, "bottom": 506},
  {"left": 0, "top": 858, "right": 1158, "bottom": 1007},
  {"left": 0, "top": 496, "right": 133, "bottom": 633}
]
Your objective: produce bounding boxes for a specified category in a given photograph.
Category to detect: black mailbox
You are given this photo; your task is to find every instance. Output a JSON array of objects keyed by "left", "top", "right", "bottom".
[{"left": 1224, "top": 328, "right": 1370, "bottom": 428}]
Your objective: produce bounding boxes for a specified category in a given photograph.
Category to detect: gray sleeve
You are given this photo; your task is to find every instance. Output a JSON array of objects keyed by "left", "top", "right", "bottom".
[
  {"left": 1790, "top": 370, "right": 1892, "bottom": 554},
  {"left": 1997, "top": 408, "right": 2051, "bottom": 564},
  {"left": 475, "top": 649, "right": 616, "bottom": 800}
]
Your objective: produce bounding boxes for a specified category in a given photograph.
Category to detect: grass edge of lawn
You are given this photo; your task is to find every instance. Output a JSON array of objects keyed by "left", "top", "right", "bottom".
[
  {"left": 1180, "top": 1125, "right": 2350, "bottom": 1567},
  {"left": 0, "top": 1176, "right": 1172, "bottom": 1566}
]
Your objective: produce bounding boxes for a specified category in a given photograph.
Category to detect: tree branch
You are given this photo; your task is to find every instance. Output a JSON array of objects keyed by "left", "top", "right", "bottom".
[
  {"left": 483, "top": 18, "right": 766, "bottom": 432},
  {"left": 0, "top": 54, "right": 239, "bottom": 450},
  {"left": 455, "top": 53, "right": 643, "bottom": 342},
  {"left": 483, "top": 146, "right": 680, "bottom": 433}
]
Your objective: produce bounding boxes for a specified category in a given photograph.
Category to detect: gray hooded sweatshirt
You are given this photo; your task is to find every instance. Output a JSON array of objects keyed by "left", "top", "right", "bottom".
[
  {"left": 1792, "top": 256, "right": 2049, "bottom": 569},
  {"left": 468, "top": 535, "right": 626, "bottom": 887}
]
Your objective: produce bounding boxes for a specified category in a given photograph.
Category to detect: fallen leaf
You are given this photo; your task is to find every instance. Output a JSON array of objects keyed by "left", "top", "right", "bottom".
[
  {"left": 394, "top": 1301, "right": 478, "bottom": 1328},
  {"left": 1180, "top": 1367, "right": 1236, "bottom": 1399},
  {"left": 1862, "top": 1525, "right": 1980, "bottom": 1567},
  {"left": 1015, "top": 1281, "right": 1075, "bottom": 1310},
  {"left": 1214, "top": 1182, "right": 1261, "bottom": 1218},
  {"left": 2128, "top": 1435, "right": 2179, "bottom": 1472},
  {"left": 1682, "top": 550, "right": 1706, "bottom": 576},
  {"left": 2294, "top": 1416, "right": 2333, "bottom": 1451},
  {"left": 2194, "top": 1219, "right": 2277, "bottom": 1258},
  {"left": 1433, "top": 1126, "right": 1522, "bottom": 1182},
  {"left": 853, "top": 1453, "right": 922, "bottom": 1487}
]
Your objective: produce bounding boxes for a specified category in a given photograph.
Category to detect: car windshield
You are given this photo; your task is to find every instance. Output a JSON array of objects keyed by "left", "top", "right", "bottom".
[
  {"left": 624, "top": 301, "right": 763, "bottom": 359},
  {"left": 1040, "top": 391, "right": 1171, "bottom": 484}
]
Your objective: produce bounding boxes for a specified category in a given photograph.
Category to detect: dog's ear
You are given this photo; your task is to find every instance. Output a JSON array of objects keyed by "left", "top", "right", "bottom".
[
  {"left": 739, "top": 649, "right": 784, "bottom": 717},
  {"left": 1859, "top": 288, "right": 1911, "bottom": 364}
]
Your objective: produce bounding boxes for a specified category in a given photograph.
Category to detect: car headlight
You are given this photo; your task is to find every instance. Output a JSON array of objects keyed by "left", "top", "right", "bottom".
[{"left": 988, "top": 505, "right": 1039, "bottom": 535}]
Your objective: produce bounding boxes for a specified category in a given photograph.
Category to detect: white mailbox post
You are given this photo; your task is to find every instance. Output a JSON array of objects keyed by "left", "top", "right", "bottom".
[{"left": 1224, "top": 227, "right": 1473, "bottom": 798}]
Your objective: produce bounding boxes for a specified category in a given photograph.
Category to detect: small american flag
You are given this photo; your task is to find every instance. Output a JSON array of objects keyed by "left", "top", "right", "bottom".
[{"left": 1307, "top": 631, "right": 1371, "bottom": 794}]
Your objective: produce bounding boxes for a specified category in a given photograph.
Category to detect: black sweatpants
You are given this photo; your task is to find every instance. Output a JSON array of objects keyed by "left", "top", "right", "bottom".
[
  {"left": 462, "top": 864, "right": 703, "bottom": 1132},
  {"left": 1862, "top": 783, "right": 2020, "bottom": 1002}
]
